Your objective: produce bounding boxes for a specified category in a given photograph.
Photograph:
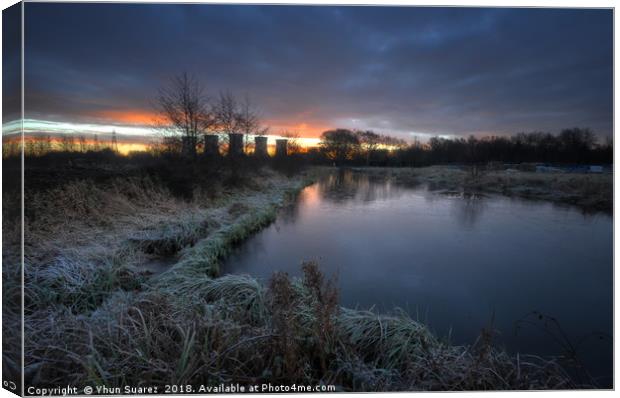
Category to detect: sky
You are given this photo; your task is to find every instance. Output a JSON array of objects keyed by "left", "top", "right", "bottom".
[{"left": 10, "top": 3, "right": 614, "bottom": 143}]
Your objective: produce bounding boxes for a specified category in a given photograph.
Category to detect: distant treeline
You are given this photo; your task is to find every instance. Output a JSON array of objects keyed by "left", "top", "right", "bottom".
[
  {"left": 308, "top": 127, "right": 612, "bottom": 166},
  {"left": 5, "top": 72, "right": 611, "bottom": 167},
  {"left": 2, "top": 133, "right": 125, "bottom": 158},
  {"left": 4, "top": 127, "right": 612, "bottom": 168}
]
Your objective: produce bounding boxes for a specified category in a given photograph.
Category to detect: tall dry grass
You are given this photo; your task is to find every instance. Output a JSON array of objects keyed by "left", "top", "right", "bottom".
[
  {"left": 4, "top": 167, "right": 578, "bottom": 391},
  {"left": 19, "top": 262, "right": 574, "bottom": 391}
]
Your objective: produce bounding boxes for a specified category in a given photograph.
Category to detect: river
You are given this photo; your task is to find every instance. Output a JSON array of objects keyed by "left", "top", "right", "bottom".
[{"left": 223, "top": 169, "right": 613, "bottom": 387}]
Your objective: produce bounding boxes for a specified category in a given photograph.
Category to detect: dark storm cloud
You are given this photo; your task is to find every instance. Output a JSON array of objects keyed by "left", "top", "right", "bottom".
[
  {"left": 3, "top": 3, "right": 22, "bottom": 121},
  {"left": 24, "top": 4, "right": 612, "bottom": 139}
]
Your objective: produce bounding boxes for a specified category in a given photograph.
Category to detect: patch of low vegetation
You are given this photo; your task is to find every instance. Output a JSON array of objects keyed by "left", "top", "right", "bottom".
[
  {"left": 355, "top": 166, "right": 612, "bottom": 213},
  {"left": 17, "top": 261, "right": 575, "bottom": 391},
  {"left": 3, "top": 161, "right": 582, "bottom": 391},
  {"left": 3, "top": 161, "right": 316, "bottom": 384}
]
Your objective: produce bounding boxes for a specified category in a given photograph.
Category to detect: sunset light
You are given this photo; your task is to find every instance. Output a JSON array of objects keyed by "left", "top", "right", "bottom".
[
  {"left": 3, "top": 2, "right": 614, "bottom": 395},
  {"left": 90, "top": 110, "right": 163, "bottom": 126}
]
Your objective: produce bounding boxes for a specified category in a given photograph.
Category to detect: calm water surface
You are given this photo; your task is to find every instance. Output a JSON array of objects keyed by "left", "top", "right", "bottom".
[{"left": 223, "top": 170, "right": 613, "bottom": 386}]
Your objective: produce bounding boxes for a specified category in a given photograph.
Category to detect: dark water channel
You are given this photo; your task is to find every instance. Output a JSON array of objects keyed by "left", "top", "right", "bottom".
[{"left": 223, "top": 170, "right": 613, "bottom": 387}]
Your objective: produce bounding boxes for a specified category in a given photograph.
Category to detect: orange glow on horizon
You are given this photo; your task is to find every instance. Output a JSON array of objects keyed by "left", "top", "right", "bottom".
[
  {"left": 92, "top": 110, "right": 162, "bottom": 126},
  {"left": 91, "top": 110, "right": 330, "bottom": 142},
  {"left": 261, "top": 119, "right": 333, "bottom": 139},
  {"left": 114, "top": 142, "right": 150, "bottom": 154},
  {"left": 17, "top": 136, "right": 151, "bottom": 156}
]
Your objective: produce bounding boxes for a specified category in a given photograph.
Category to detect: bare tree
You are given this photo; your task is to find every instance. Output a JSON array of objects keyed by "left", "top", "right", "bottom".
[
  {"left": 320, "top": 129, "right": 360, "bottom": 165},
  {"left": 281, "top": 130, "right": 302, "bottom": 155},
  {"left": 155, "top": 73, "right": 213, "bottom": 157},
  {"left": 59, "top": 134, "right": 76, "bottom": 152},
  {"left": 35, "top": 135, "right": 52, "bottom": 155},
  {"left": 210, "top": 91, "right": 240, "bottom": 155},
  {"left": 356, "top": 130, "right": 381, "bottom": 166},
  {"left": 78, "top": 135, "right": 87, "bottom": 152},
  {"left": 212, "top": 91, "right": 240, "bottom": 135},
  {"left": 92, "top": 134, "right": 100, "bottom": 151},
  {"left": 238, "top": 95, "right": 268, "bottom": 151},
  {"left": 212, "top": 92, "right": 268, "bottom": 155},
  {"left": 25, "top": 138, "right": 36, "bottom": 156}
]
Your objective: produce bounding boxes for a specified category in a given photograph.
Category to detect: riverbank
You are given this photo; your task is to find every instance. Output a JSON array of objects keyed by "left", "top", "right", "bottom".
[
  {"left": 8, "top": 167, "right": 315, "bottom": 384},
  {"left": 355, "top": 166, "right": 613, "bottom": 213},
  {"left": 6, "top": 165, "right": 577, "bottom": 391}
]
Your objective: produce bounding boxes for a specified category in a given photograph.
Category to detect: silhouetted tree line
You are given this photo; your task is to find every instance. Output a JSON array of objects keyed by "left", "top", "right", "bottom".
[
  {"left": 155, "top": 73, "right": 268, "bottom": 157},
  {"left": 309, "top": 127, "right": 612, "bottom": 166},
  {"left": 317, "top": 129, "right": 407, "bottom": 166},
  {"left": 2, "top": 133, "right": 111, "bottom": 158}
]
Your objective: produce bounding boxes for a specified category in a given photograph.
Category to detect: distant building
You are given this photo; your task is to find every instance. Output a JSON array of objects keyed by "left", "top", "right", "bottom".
[
  {"left": 228, "top": 133, "right": 244, "bottom": 156},
  {"left": 204, "top": 134, "right": 219, "bottom": 156},
  {"left": 254, "top": 136, "right": 268, "bottom": 157},
  {"left": 275, "top": 139, "right": 288, "bottom": 157}
]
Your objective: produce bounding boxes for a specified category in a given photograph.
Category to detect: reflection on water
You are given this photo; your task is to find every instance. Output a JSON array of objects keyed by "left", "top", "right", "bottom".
[
  {"left": 314, "top": 169, "right": 410, "bottom": 204},
  {"left": 223, "top": 170, "right": 613, "bottom": 386}
]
